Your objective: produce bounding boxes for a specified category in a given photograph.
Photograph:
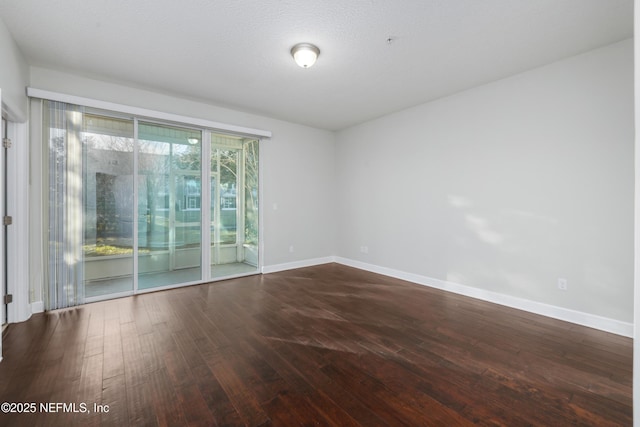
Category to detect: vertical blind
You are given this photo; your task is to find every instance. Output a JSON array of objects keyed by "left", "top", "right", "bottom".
[{"left": 45, "top": 101, "right": 85, "bottom": 309}]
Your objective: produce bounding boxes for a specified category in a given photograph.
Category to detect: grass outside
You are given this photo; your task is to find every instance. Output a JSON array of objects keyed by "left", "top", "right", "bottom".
[{"left": 84, "top": 229, "right": 238, "bottom": 257}]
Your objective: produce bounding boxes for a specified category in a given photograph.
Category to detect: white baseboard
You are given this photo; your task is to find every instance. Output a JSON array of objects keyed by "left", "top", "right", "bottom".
[
  {"left": 262, "top": 257, "right": 335, "bottom": 274},
  {"left": 28, "top": 254, "right": 626, "bottom": 337},
  {"left": 334, "top": 257, "right": 633, "bottom": 338}
]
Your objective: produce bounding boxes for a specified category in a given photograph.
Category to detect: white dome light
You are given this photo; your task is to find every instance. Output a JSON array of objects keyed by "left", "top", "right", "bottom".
[{"left": 291, "top": 43, "right": 320, "bottom": 68}]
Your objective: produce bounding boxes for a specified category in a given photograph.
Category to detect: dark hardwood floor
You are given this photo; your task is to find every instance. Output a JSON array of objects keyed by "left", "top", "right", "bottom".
[{"left": 0, "top": 263, "right": 632, "bottom": 426}]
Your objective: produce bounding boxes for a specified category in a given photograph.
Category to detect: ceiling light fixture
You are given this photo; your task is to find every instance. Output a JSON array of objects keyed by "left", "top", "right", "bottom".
[
  {"left": 187, "top": 137, "right": 199, "bottom": 145},
  {"left": 291, "top": 43, "right": 320, "bottom": 68}
]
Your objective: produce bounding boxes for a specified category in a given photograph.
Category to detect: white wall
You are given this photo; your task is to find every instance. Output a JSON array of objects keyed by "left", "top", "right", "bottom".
[
  {"left": 0, "top": 18, "right": 29, "bottom": 120},
  {"left": 336, "top": 39, "right": 634, "bottom": 324},
  {"left": 29, "top": 67, "right": 337, "bottom": 271}
]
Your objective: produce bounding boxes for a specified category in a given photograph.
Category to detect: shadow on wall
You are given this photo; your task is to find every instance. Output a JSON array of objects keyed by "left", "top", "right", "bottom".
[
  {"left": 440, "top": 191, "right": 627, "bottom": 317},
  {"left": 443, "top": 193, "right": 563, "bottom": 303}
]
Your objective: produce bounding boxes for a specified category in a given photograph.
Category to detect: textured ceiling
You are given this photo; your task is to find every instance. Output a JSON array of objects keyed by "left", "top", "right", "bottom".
[{"left": 0, "top": 0, "right": 633, "bottom": 130}]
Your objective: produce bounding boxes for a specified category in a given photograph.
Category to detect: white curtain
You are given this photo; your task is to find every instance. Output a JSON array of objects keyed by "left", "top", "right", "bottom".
[{"left": 44, "top": 101, "right": 84, "bottom": 309}]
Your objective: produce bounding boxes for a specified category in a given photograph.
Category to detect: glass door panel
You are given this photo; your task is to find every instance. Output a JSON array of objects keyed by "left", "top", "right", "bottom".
[
  {"left": 82, "top": 114, "right": 135, "bottom": 299},
  {"left": 210, "top": 135, "right": 259, "bottom": 278},
  {"left": 138, "top": 122, "right": 202, "bottom": 289},
  {"left": 243, "top": 139, "right": 260, "bottom": 268}
]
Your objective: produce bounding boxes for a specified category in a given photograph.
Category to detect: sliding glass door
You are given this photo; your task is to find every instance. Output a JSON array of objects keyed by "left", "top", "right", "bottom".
[
  {"left": 82, "top": 113, "right": 135, "bottom": 299},
  {"left": 210, "top": 135, "right": 259, "bottom": 278},
  {"left": 44, "top": 102, "right": 260, "bottom": 309},
  {"left": 243, "top": 139, "right": 260, "bottom": 269},
  {"left": 138, "top": 122, "right": 202, "bottom": 289}
]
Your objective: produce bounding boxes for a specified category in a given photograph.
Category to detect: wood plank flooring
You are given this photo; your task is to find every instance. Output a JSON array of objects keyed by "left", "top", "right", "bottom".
[{"left": 0, "top": 263, "right": 632, "bottom": 426}]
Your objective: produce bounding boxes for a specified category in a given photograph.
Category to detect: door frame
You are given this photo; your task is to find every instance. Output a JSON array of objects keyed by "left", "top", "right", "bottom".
[{"left": 2, "top": 103, "right": 32, "bottom": 326}]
